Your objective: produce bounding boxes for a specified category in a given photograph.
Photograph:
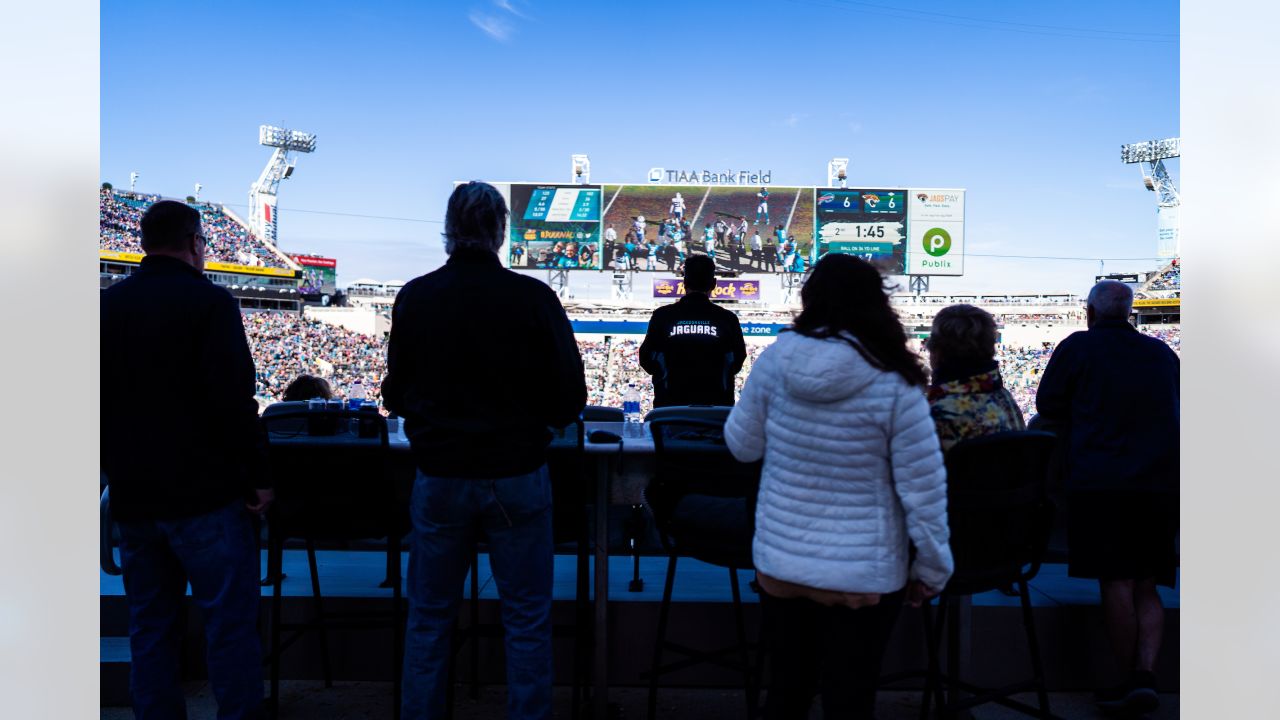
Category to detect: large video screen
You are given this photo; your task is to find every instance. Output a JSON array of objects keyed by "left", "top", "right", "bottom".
[
  {"left": 289, "top": 254, "right": 338, "bottom": 295},
  {"left": 815, "top": 188, "right": 908, "bottom": 275},
  {"left": 601, "top": 185, "right": 815, "bottom": 274},
  {"left": 507, "top": 184, "right": 603, "bottom": 270}
]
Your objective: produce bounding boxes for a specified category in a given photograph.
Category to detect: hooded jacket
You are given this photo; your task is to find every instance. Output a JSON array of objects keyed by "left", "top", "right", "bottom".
[{"left": 724, "top": 331, "right": 953, "bottom": 594}]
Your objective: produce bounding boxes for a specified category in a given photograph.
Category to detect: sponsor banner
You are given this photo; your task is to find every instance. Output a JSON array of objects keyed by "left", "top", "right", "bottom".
[
  {"left": 290, "top": 254, "right": 337, "bottom": 269},
  {"left": 569, "top": 319, "right": 788, "bottom": 336},
  {"left": 99, "top": 250, "right": 144, "bottom": 263},
  {"left": 99, "top": 249, "right": 301, "bottom": 278},
  {"left": 1156, "top": 205, "right": 1179, "bottom": 258},
  {"left": 908, "top": 189, "right": 965, "bottom": 222},
  {"left": 204, "top": 261, "right": 300, "bottom": 278},
  {"left": 652, "top": 278, "right": 763, "bottom": 301},
  {"left": 906, "top": 220, "right": 965, "bottom": 275},
  {"left": 1133, "top": 298, "right": 1181, "bottom": 308}
]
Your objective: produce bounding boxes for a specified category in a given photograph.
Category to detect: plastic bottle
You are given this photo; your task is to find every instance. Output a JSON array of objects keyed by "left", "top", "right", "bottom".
[
  {"left": 348, "top": 378, "right": 366, "bottom": 410},
  {"left": 623, "top": 384, "right": 642, "bottom": 429}
]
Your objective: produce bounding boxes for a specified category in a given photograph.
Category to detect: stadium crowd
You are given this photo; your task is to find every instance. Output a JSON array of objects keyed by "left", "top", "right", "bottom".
[
  {"left": 238, "top": 308, "right": 1180, "bottom": 424},
  {"left": 1146, "top": 259, "right": 1181, "bottom": 290},
  {"left": 100, "top": 188, "right": 291, "bottom": 269}
]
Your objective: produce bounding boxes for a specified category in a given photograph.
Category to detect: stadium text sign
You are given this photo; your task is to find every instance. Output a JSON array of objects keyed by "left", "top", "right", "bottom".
[
  {"left": 648, "top": 168, "right": 772, "bottom": 185},
  {"left": 652, "top": 278, "right": 761, "bottom": 300}
]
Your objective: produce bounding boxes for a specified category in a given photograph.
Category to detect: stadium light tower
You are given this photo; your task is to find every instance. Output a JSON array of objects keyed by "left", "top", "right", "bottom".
[
  {"left": 248, "top": 124, "right": 317, "bottom": 246},
  {"left": 827, "top": 158, "right": 849, "bottom": 188},
  {"left": 1121, "top": 137, "right": 1180, "bottom": 257},
  {"left": 571, "top": 154, "right": 590, "bottom": 185},
  {"left": 194, "top": 182, "right": 202, "bottom": 201},
  {"left": 129, "top": 171, "right": 138, "bottom": 192}
]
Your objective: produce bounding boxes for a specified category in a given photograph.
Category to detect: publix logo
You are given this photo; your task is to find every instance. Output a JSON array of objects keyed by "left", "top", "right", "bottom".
[{"left": 923, "top": 227, "right": 952, "bottom": 257}]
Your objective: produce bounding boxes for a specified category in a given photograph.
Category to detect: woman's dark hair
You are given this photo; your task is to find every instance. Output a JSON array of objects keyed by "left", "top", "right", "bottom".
[
  {"left": 282, "top": 374, "right": 333, "bottom": 402},
  {"left": 792, "top": 253, "right": 927, "bottom": 387},
  {"left": 927, "top": 304, "right": 998, "bottom": 365},
  {"left": 443, "top": 181, "right": 508, "bottom": 255}
]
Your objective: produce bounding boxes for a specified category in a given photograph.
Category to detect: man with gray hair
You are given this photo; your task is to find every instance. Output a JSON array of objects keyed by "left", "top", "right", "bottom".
[
  {"left": 1036, "top": 280, "right": 1179, "bottom": 715},
  {"left": 383, "top": 181, "right": 587, "bottom": 719}
]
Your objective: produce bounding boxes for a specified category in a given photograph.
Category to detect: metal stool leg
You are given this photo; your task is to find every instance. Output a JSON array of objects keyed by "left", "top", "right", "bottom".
[
  {"left": 729, "top": 567, "right": 758, "bottom": 720},
  {"left": 646, "top": 555, "right": 679, "bottom": 720},
  {"left": 469, "top": 550, "right": 481, "bottom": 700},
  {"left": 305, "top": 541, "right": 333, "bottom": 689},
  {"left": 269, "top": 536, "right": 283, "bottom": 718},
  {"left": 1019, "top": 581, "right": 1052, "bottom": 719}
]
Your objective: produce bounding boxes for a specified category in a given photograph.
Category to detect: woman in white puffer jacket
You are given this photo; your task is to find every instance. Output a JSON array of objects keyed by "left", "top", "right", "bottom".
[{"left": 725, "top": 254, "right": 953, "bottom": 720}]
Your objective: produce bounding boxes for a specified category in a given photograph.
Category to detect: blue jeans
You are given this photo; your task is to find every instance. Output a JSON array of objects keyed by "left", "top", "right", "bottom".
[
  {"left": 401, "top": 466, "right": 554, "bottom": 720},
  {"left": 117, "top": 500, "right": 264, "bottom": 720}
]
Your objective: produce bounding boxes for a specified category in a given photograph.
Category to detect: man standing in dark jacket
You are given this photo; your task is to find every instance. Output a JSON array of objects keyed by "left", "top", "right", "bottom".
[
  {"left": 639, "top": 254, "right": 747, "bottom": 407},
  {"left": 383, "top": 181, "right": 586, "bottom": 720},
  {"left": 100, "top": 200, "right": 271, "bottom": 720},
  {"left": 1036, "top": 280, "right": 1179, "bottom": 715}
]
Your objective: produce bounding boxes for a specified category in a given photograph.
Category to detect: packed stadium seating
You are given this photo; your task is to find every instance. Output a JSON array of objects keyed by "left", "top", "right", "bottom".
[
  {"left": 242, "top": 306, "right": 1179, "bottom": 423},
  {"left": 1144, "top": 259, "right": 1181, "bottom": 291},
  {"left": 99, "top": 189, "right": 291, "bottom": 269}
]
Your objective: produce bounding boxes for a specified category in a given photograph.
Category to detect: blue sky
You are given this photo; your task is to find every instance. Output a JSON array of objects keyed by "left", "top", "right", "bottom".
[{"left": 101, "top": 0, "right": 1179, "bottom": 294}]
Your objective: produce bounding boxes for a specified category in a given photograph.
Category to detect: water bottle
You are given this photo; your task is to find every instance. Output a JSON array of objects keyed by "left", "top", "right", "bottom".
[
  {"left": 623, "top": 384, "right": 642, "bottom": 435},
  {"left": 348, "top": 378, "right": 366, "bottom": 410}
]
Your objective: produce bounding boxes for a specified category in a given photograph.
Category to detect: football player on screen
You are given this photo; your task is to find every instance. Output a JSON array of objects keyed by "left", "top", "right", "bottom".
[
  {"left": 755, "top": 187, "right": 770, "bottom": 224},
  {"left": 669, "top": 192, "right": 685, "bottom": 221}
]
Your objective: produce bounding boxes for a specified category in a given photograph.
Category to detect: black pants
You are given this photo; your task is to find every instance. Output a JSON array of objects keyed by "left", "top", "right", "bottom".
[{"left": 762, "top": 588, "right": 904, "bottom": 720}]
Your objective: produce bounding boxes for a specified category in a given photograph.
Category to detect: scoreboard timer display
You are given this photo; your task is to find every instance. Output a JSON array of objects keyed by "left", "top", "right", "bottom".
[{"left": 815, "top": 189, "right": 908, "bottom": 274}]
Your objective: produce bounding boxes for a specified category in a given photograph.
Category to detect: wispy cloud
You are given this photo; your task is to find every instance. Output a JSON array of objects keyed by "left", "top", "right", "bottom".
[
  {"left": 780, "top": 112, "right": 808, "bottom": 128},
  {"left": 469, "top": 10, "right": 514, "bottom": 42},
  {"left": 470, "top": 0, "right": 530, "bottom": 43},
  {"left": 493, "top": 0, "right": 529, "bottom": 19}
]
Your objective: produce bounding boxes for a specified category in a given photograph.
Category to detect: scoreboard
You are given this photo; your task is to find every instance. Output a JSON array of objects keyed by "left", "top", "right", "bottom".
[{"left": 480, "top": 181, "right": 964, "bottom": 276}]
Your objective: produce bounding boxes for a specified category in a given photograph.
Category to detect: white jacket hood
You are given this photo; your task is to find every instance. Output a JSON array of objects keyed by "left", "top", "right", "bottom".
[{"left": 778, "top": 331, "right": 880, "bottom": 403}]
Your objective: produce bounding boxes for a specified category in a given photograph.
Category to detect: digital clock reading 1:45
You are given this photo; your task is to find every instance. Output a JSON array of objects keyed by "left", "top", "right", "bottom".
[{"left": 822, "top": 222, "right": 903, "bottom": 240}]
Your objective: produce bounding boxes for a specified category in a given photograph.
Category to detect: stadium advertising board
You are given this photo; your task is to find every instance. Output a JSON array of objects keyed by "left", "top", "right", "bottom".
[
  {"left": 905, "top": 189, "right": 965, "bottom": 276},
  {"left": 507, "top": 184, "right": 603, "bottom": 270},
  {"left": 603, "top": 185, "right": 815, "bottom": 274},
  {"left": 815, "top": 188, "right": 908, "bottom": 274},
  {"left": 98, "top": 249, "right": 300, "bottom": 278},
  {"left": 652, "top": 277, "right": 762, "bottom": 301},
  {"left": 290, "top": 254, "right": 338, "bottom": 295}
]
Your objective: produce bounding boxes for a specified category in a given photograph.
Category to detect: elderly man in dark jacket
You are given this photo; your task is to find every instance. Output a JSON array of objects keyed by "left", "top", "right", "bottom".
[
  {"left": 1036, "top": 280, "right": 1179, "bottom": 716},
  {"left": 383, "top": 181, "right": 586, "bottom": 720},
  {"left": 101, "top": 200, "right": 271, "bottom": 720}
]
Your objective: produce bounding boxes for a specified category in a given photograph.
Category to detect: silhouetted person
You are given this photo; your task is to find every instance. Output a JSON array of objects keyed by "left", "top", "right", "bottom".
[
  {"left": 100, "top": 200, "right": 271, "bottom": 720},
  {"left": 383, "top": 181, "right": 586, "bottom": 720},
  {"left": 639, "top": 254, "right": 747, "bottom": 407},
  {"left": 281, "top": 374, "right": 333, "bottom": 402},
  {"left": 1036, "top": 280, "right": 1179, "bottom": 715}
]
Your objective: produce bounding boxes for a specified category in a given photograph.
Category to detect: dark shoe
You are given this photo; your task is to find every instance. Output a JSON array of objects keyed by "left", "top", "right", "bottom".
[{"left": 1096, "top": 672, "right": 1160, "bottom": 715}]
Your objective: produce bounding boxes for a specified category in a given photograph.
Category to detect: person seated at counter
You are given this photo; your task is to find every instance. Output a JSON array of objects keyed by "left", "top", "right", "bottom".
[{"left": 924, "top": 304, "right": 1025, "bottom": 452}]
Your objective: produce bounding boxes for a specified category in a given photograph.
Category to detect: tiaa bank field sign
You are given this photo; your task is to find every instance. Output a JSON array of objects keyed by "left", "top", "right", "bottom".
[
  {"left": 648, "top": 167, "right": 773, "bottom": 185},
  {"left": 906, "top": 189, "right": 965, "bottom": 276}
]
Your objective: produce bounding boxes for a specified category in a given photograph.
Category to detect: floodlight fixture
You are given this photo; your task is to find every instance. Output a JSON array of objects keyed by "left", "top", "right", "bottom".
[
  {"left": 827, "top": 158, "right": 850, "bottom": 188},
  {"left": 259, "top": 124, "right": 317, "bottom": 154},
  {"left": 1121, "top": 137, "right": 1179, "bottom": 164},
  {"left": 571, "top": 154, "right": 590, "bottom": 184}
]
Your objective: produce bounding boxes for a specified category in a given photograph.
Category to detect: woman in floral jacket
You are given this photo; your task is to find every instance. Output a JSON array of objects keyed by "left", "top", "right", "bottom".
[{"left": 925, "top": 304, "right": 1025, "bottom": 452}]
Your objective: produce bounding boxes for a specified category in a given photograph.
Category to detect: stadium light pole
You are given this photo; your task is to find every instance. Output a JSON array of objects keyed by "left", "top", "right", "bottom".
[
  {"left": 194, "top": 183, "right": 202, "bottom": 201},
  {"left": 129, "top": 171, "right": 138, "bottom": 192},
  {"left": 827, "top": 158, "right": 849, "bottom": 188},
  {"left": 1121, "top": 137, "right": 1180, "bottom": 257},
  {"left": 249, "top": 124, "right": 317, "bottom": 247},
  {"left": 571, "top": 154, "right": 590, "bottom": 185}
]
